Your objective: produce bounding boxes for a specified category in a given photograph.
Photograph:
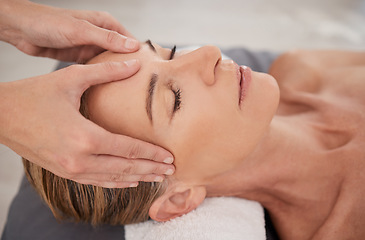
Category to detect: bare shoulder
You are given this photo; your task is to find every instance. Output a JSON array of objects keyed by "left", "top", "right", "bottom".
[
  {"left": 269, "top": 49, "right": 365, "bottom": 93},
  {"left": 271, "top": 49, "right": 365, "bottom": 70}
]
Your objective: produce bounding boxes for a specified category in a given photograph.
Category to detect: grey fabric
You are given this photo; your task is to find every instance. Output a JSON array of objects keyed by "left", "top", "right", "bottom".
[
  {"left": 2, "top": 177, "right": 125, "bottom": 240},
  {"left": 222, "top": 47, "right": 279, "bottom": 73},
  {"left": 1, "top": 47, "right": 280, "bottom": 240}
]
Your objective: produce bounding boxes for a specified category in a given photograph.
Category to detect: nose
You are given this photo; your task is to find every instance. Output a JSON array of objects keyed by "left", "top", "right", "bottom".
[{"left": 173, "top": 45, "right": 221, "bottom": 86}]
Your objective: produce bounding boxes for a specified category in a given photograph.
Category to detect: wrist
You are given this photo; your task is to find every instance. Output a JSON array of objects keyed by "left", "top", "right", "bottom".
[
  {"left": 0, "top": 82, "right": 13, "bottom": 145},
  {"left": 0, "top": 0, "right": 17, "bottom": 43},
  {"left": 0, "top": 0, "right": 31, "bottom": 44}
]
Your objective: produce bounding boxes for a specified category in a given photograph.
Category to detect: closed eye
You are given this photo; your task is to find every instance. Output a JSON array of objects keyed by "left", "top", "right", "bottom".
[
  {"left": 169, "top": 45, "right": 176, "bottom": 60},
  {"left": 172, "top": 88, "right": 181, "bottom": 113}
]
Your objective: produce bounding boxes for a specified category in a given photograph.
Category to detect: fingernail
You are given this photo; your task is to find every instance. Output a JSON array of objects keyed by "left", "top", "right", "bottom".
[
  {"left": 124, "top": 38, "right": 138, "bottom": 50},
  {"left": 165, "top": 168, "right": 174, "bottom": 175},
  {"left": 163, "top": 157, "right": 174, "bottom": 164},
  {"left": 129, "top": 182, "right": 138, "bottom": 188},
  {"left": 124, "top": 59, "right": 138, "bottom": 67},
  {"left": 154, "top": 176, "right": 164, "bottom": 182}
]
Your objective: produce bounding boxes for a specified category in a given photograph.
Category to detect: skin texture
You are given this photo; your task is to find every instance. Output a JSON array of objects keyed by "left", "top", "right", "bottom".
[
  {"left": 86, "top": 42, "right": 279, "bottom": 184},
  {"left": 86, "top": 45, "right": 365, "bottom": 240},
  {"left": 0, "top": 0, "right": 175, "bottom": 188}
]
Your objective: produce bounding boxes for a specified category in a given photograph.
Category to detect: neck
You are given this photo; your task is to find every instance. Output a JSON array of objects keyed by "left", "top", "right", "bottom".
[
  {"left": 205, "top": 113, "right": 348, "bottom": 239},
  {"left": 205, "top": 114, "right": 328, "bottom": 206}
]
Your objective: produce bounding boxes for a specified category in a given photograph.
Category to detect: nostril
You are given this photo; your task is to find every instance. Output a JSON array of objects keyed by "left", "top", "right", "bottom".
[
  {"left": 214, "top": 57, "right": 221, "bottom": 75},
  {"left": 195, "top": 45, "right": 222, "bottom": 86}
]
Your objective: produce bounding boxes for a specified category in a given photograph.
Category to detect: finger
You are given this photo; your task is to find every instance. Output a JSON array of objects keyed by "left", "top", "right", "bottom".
[
  {"left": 63, "top": 60, "right": 140, "bottom": 91},
  {"left": 97, "top": 181, "right": 139, "bottom": 189},
  {"left": 70, "top": 10, "right": 136, "bottom": 38},
  {"left": 74, "top": 179, "right": 139, "bottom": 189},
  {"left": 76, "top": 20, "right": 140, "bottom": 53},
  {"left": 85, "top": 154, "right": 175, "bottom": 176},
  {"left": 28, "top": 45, "right": 105, "bottom": 62},
  {"left": 94, "top": 130, "right": 174, "bottom": 163},
  {"left": 73, "top": 173, "right": 165, "bottom": 184}
]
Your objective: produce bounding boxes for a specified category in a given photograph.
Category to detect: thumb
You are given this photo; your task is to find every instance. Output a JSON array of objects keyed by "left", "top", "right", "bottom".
[
  {"left": 79, "top": 21, "right": 140, "bottom": 53},
  {"left": 95, "top": 128, "right": 174, "bottom": 163},
  {"left": 64, "top": 60, "right": 140, "bottom": 91}
]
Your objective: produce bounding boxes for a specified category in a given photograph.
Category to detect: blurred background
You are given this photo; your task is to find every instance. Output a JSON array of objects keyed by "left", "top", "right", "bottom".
[{"left": 1, "top": 0, "right": 364, "bottom": 234}]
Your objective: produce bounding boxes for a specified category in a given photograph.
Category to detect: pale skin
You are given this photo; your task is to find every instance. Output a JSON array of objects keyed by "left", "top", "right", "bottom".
[
  {"left": 86, "top": 42, "right": 365, "bottom": 239},
  {"left": 0, "top": 0, "right": 174, "bottom": 188}
]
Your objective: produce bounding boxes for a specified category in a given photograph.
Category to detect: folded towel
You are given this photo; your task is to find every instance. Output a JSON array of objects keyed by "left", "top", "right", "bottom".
[{"left": 125, "top": 197, "right": 265, "bottom": 240}]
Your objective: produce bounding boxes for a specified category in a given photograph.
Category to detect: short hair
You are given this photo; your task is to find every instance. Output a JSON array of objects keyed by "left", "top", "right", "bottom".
[{"left": 22, "top": 88, "right": 166, "bottom": 225}]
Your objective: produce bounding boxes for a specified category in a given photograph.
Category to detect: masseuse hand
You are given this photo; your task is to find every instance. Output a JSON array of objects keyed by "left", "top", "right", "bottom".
[
  {"left": 0, "top": 0, "right": 139, "bottom": 62},
  {"left": 0, "top": 62, "right": 175, "bottom": 188},
  {"left": 0, "top": 0, "right": 175, "bottom": 188}
]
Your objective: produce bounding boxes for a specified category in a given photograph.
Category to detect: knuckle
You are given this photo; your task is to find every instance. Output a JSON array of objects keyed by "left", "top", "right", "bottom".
[
  {"left": 72, "top": 131, "right": 95, "bottom": 153},
  {"left": 139, "top": 175, "right": 149, "bottom": 182},
  {"left": 64, "top": 64, "right": 82, "bottom": 76},
  {"left": 122, "top": 159, "right": 135, "bottom": 175},
  {"left": 149, "top": 150, "right": 160, "bottom": 162},
  {"left": 126, "top": 143, "right": 142, "bottom": 159},
  {"left": 85, "top": 11, "right": 117, "bottom": 31},
  {"left": 110, "top": 174, "right": 124, "bottom": 182},
  {"left": 152, "top": 165, "right": 162, "bottom": 174},
  {"left": 57, "top": 134, "right": 93, "bottom": 178},
  {"left": 58, "top": 156, "right": 85, "bottom": 177},
  {"left": 97, "top": 11, "right": 113, "bottom": 19},
  {"left": 65, "top": 21, "right": 87, "bottom": 45},
  {"left": 106, "top": 30, "right": 119, "bottom": 45},
  {"left": 102, "top": 61, "right": 118, "bottom": 73},
  {"left": 79, "top": 135, "right": 96, "bottom": 153},
  {"left": 76, "top": 20, "right": 90, "bottom": 32}
]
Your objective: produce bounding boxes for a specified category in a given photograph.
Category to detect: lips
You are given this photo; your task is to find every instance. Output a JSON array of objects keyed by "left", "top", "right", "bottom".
[{"left": 238, "top": 65, "right": 251, "bottom": 107}]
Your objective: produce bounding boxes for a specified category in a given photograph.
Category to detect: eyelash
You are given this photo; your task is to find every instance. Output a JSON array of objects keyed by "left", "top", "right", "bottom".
[
  {"left": 172, "top": 88, "right": 182, "bottom": 113},
  {"left": 169, "top": 45, "right": 180, "bottom": 114},
  {"left": 169, "top": 45, "right": 176, "bottom": 60}
]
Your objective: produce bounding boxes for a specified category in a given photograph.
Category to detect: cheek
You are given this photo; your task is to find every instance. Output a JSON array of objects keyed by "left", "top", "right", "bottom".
[
  {"left": 167, "top": 95, "right": 246, "bottom": 181},
  {"left": 161, "top": 73, "right": 279, "bottom": 182}
]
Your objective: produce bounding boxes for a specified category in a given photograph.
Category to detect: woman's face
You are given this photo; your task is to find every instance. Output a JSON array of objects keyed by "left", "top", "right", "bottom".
[{"left": 86, "top": 42, "right": 279, "bottom": 184}]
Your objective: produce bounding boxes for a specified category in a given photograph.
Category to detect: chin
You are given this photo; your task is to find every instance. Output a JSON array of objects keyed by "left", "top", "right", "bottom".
[{"left": 254, "top": 71, "right": 280, "bottom": 115}]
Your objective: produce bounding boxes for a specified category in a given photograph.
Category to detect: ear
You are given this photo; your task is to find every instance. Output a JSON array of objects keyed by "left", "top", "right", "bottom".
[{"left": 149, "top": 185, "right": 206, "bottom": 222}]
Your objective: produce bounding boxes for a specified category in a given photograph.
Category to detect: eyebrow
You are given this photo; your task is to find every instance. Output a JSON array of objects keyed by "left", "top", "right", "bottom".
[
  {"left": 145, "top": 40, "right": 158, "bottom": 123},
  {"left": 146, "top": 40, "right": 156, "bottom": 53},
  {"left": 146, "top": 73, "right": 158, "bottom": 123},
  {"left": 144, "top": 40, "right": 176, "bottom": 124}
]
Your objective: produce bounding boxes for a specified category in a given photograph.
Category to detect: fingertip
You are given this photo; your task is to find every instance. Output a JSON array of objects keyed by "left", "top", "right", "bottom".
[
  {"left": 154, "top": 176, "right": 164, "bottom": 182},
  {"left": 124, "top": 38, "right": 140, "bottom": 51},
  {"left": 163, "top": 157, "right": 174, "bottom": 164},
  {"left": 124, "top": 59, "right": 140, "bottom": 68},
  {"left": 129, "top": 182, "right": 139, "bottom": 188},
  {"left": 123, "top": 59, "right": 140, "bottom": 76},
  {"left": 87, "top": 26, "right": 140, "bottom": 53},
  {"left": 164, "top": 168, "right": 174, "bottom": 176},
  {"left": 75, "top": 60, "right": 141, "bottom": 88}
]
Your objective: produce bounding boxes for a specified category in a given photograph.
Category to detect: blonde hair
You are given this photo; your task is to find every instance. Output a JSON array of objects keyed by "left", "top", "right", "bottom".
[{"left": 22, "top": 89, "right": 166, "bottom": 225}]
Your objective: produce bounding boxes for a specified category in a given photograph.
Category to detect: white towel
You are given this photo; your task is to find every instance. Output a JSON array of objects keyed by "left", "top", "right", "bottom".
[{"left": 125, "top": 197, "right": 265, "bottom": 240}]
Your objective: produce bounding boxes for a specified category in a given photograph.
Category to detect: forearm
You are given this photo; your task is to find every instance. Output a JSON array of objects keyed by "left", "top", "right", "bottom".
[{"left": 0, "top": 0, "right": 57, "bottom": 47}]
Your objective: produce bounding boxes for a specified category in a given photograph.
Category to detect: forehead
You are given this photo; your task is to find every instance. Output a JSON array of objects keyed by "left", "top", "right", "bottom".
[
  {"left": 85, "top": 43, "right": 159, "bottom": 144},
  {"left": 88, "top": 42, "right": 155, "bottom": 64}
]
